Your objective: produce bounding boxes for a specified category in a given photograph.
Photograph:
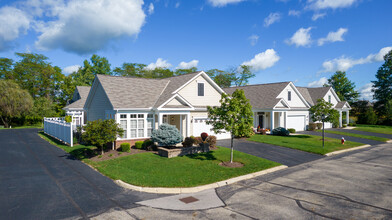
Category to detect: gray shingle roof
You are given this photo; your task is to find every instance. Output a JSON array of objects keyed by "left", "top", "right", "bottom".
[
  {"left": 297, "top": 86, "right": 331, "bottom": 106},
  {"left": 64, "top": 86, "right": 91, "bottom": 109},
  {"left": 223, "top": 82, "right": 290, "bottom": 109},
  {"left": 95, "top": 71, "right": 202, "bottom": 109},
  {"left": 335, "top": 101, "right": 348, "bottom": 109}
]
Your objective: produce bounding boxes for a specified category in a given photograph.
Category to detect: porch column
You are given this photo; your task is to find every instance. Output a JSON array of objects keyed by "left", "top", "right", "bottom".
[
  {"left": 153, "top": 112, "right": 156, "bottom": 129},
  {"left": 284, "top": 111, "right": 287, "bottom": 129},
  {"left": 346, "top": 110, "right": 350, "bottom": 124},
  {"left": 158, "top": 112, "right": 163, "bottom": 126},
  {"left": 253, "top": 111, "right": 257, "bottom": 128},
  {"left": 270, "top": 111, "right": 274, "bottom": 129},
  {"left": 186, "top": 113, "right": 191, "bottom": 137},
  {"left": 180, "top": 115, "right": 183, "bottom": 137},
  {"left": 339, "top": 111, "right": 343, "bottom": 127}
]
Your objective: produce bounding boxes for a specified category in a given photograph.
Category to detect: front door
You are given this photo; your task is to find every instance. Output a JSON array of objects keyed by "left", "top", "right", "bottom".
[{"left": 258, "top": 115, "right": 264, "bottom": 128}]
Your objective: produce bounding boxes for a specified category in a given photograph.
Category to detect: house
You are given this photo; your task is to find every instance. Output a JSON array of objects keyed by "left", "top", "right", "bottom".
[
  {"left": 224, "top": 82, "right": 351, "bottom": 131},
  {"left": 63, "top": 86, "right": 91, "bottom": 126},
  {"left": 84, "top": 71, "right": 231, "bottom": 147}
]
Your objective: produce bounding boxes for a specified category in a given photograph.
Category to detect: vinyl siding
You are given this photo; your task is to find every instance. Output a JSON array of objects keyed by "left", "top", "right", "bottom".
[
  {"left": 178, "top": 75, "right": 222, "bottom": 107},
  {"left": 323, "top": 89, "right": 339, "bottom": 106},
  {"left": 87, "top": 82, "right": 113, "bottom": 121},
  {"left": 166, "top": 97, "right": 186, "bottom": 106},
  {"left": 277, "top": 84, "right": 307, "bottom": 108}
]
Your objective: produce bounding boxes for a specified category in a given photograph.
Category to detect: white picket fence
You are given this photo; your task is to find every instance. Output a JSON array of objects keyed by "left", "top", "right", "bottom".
[{"left": 44, "top": 117, "right": 73, "bottom": 146}]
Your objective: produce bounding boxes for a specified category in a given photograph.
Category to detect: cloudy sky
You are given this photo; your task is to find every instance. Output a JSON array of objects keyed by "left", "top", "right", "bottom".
[{"left": 0, "top": 0, "right": 391, "bottom": 100}]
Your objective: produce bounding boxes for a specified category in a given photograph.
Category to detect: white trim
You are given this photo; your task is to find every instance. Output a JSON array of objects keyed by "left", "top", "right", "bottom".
[
  {"left": 157, "top": 94, "right": 194, "bottom": 110},
  {"left": 171, "top": 71, "right": 226, "bottom": 95},
  {"left": 329, "top": 87, "right": 341, "bottom": 103},
  {"left": 114, "top": 108, "right": 153, "bottom": 111},
  {"left": 273, "top": 99, "right": 291, "bottom": 109}
]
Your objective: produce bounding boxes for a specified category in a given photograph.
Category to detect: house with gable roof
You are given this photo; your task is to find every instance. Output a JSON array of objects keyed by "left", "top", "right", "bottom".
[
  {"left": 63, "top": 86, "right": 91, "bottom": 126},
  {"left": 83, "top": 71, "right": 231, "bottom": 147},
  {"left": 224, "top": 82, "right": 351, "bottom": 131}
]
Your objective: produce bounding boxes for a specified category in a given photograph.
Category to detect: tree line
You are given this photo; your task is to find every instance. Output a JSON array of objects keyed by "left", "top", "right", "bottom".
[{"left": 0, "top": 53, "right": 255, "bottom": 128}]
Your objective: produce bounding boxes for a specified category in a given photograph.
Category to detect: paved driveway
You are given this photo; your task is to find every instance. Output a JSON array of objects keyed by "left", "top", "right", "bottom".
[
  {"left": 0, "top": 129, "right": 164, "bottom": 220},
  {"left": 217, "top": 138, "right": 324, "bottom": 167}
]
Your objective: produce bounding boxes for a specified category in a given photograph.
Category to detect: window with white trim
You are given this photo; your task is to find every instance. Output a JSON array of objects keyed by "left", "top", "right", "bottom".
[
  {"left": 198, "top": 83, "right": 204, "bottom": 96},
  {"left": 328, "top": 95, "right": 331, "bottom": 103},
  {"left": 288, "top": 91, "right": 291, "bottom": 101},
  {"left": 147, "top": 114, "right": 153, "bottom": 137},
  {"left": 130, "top": 114, "right": 145, "bottom": 138},
  {"left": 120, "top": 119, "right": 127, "bottom": 139}
]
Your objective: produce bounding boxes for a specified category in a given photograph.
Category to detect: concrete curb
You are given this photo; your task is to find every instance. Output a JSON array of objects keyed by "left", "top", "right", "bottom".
[
  {"left": 115, "top": 165, "right": 288, "bottom": 194},
  {"left": 386, "top": 140, "right": 392, "bottom": 143},
  {"left": 325, "top": 144, "right": 372, "bottom": 156}
]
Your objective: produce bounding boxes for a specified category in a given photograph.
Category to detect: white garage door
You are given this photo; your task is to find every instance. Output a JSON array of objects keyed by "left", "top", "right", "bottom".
[
  {"left": 286, "top": 115, "right": 306, "bottom": 131},
  {"left": 193, "top": 118, "right": 231, "bottom": 140}
]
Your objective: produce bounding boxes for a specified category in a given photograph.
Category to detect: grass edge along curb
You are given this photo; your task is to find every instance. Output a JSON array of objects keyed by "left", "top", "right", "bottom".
[
  {"left": 325, "top": 144, "right": 372, "bottom": 156},
  {"left": 115, "top": 165, "right": 288, "bottom": 194}
]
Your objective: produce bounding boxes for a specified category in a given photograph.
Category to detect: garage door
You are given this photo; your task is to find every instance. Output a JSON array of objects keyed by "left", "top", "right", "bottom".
[
  {"left": 286, "top": 115, "right": 306, "bottom": 131},
  {"left": 193, "top": 118, "right": 231, "bottom": 140}
]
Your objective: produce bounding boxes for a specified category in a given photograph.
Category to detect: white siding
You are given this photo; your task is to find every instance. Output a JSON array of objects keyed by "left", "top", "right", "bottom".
[
  {"left": 87, "top": 82, "right": 113, "bottom": 121},
  {"left": 166, "top": 97, "right": 186, "bottom": 106},
  {"left": 178, "top": 75, "right": 222, "bottom": 107},
  {"left": 323, "top": 89, "right": 339, "bottom": 106},
  {"left": 277, "top": 84, "right": 307, "bottom": 108}
]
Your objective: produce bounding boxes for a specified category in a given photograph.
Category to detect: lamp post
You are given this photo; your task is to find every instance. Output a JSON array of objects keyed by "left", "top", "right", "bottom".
[{"left": 321, "top": 114, "right": 326, "bottom": 148}]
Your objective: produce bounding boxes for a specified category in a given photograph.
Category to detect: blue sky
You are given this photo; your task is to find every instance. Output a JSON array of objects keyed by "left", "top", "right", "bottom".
[{"left": 0, "top": 0, "right": 391, "bottom": 100}]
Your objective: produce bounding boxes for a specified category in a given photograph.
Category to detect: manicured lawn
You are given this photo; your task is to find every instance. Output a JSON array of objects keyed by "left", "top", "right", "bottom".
[
  {"left": 354, "top": 124, "right": 392, "bottom": 135},
  {"left": 88, "top": 147, "right": 280, "bottom": 187},
  {"left": 38, "top": 131, "right": 96, "bottom": 160},
  {"left": 0, "top": 124, "right": 43, "bottom": 129},
  {"left": 248, "top": 134, "right": 363, "bottom": 155},
  {"left": 316, "top": 130, "right": 390, "bottom": 142}
]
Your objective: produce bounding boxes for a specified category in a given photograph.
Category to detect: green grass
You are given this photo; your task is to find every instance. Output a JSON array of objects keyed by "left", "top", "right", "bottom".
[
  {"left": 0, "top": 124, "right": 43, "bottom": 129},
  {"left": 38, "top": 131, "right": 96, "bottom": 160},
  {"left": 248, "top": 134, "right": 363, "bottom": 155},
  {"left": 316, "top": 130, "right": 390, "bottom": 142},
  {"left": 89, "top": 147, "right": 280, "bottom": 187},
  {"left": 354, "top": 124, "right": 392, "bottom": 135}
]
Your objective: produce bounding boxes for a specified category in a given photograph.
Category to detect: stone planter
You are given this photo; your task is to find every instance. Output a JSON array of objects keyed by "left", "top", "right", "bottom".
[{"left": 158, "top": 143, "right": 210, "bottom": 158}]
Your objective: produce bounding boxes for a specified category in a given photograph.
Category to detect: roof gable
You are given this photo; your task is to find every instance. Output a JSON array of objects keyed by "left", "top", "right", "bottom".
[
  {"left": 277, "top": 82, "right": 310, "bottom": 108},
  {"left": 64, "top": 86, "right": 91, "bottom": 110}
]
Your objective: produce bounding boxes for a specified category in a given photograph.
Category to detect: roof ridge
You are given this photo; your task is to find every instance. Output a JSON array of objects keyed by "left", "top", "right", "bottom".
[
  {"left": 97, "top": 74, "right": 167, "bottom": 81},
  {"left": 223, "top": 81, "right": 291, "bottom": 89}
]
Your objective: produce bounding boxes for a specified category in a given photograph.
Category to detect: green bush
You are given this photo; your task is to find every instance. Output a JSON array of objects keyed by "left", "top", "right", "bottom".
[
  {"left": 135, "top": 141, "right": 144, "bottom": 149},
  {"left": 194, "top": 136, "right": 203, "bottom": 145},
  {"left": 271, "top": 127, "right": 290, "bottom": 136},
  {"left": 182, "top": 137, "right": 195, "bottom": 147},
  {"left": 142, "top": 139, "right": 156, "bottom": 151},
  {"left": 120, "top": 143, "right": 130, "bottom": 152},
  {"left": 151, "top": 124, "right": 183, "bottom": 146},
  {"left": 358, "top": 107, "right": 378, "bottom": 125},
  {"left": 308, "top": 123, "right": 317, "bottom": 131},
  {"left": 206, "top": 135, "right": 217, "bottom": 148},
  {"left": 332, "top": 119, "right": 340, "bottom": 128},
  {"left": 64, "top": 115, "right": 72, "bottom": 123},
  {"left": 316, "top": 123, "right": 322, "bottom": 130},
  {"left": 287, "top": 128, "right": 296, "bottom": 133},
  {"left": 343, "top": 124, "right": 347, "bottom": 128}
]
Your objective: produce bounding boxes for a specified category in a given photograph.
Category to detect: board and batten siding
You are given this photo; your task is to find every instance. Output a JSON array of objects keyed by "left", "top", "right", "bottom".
[
  {"left": 178, "top": 75, "right": 222, "bottom": 107},
  {"left": 277, "top": 84, "right": 307, "bottom": 108},
  {"left": 87, "top": 82, "right": 113, "bottom": 122}
]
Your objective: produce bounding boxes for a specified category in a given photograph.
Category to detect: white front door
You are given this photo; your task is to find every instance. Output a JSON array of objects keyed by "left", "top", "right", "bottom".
[
  {"left": 193, "top": 118, "right": 231, "bottom": 140},
  {"left": 286, "top": 115, "right": 306, "bottom": 131}
]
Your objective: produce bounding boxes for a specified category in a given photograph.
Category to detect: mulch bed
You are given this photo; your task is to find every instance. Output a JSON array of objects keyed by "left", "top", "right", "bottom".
[
  {"left": 89, "top": 147, "right": 155, "bottom": 162},
  {"left": 219, "top": 161, "right": 244, "bottom": 168}
]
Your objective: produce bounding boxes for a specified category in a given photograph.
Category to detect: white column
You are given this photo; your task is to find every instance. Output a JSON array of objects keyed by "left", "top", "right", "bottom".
[
  {"left": 253, "top": 111, "right": 257, "bottom": 128},
  {"left": 278, "top": 112, "right": 281, "bottom": 127},
  {"left": 339, "top": 111, "right": 343, "bottom": 127},
  {"left": 346, "top": 110, "right": 349, "bottom": 124},
  {"left": 180, "top": 115, "right": 183, "bottom": 137},
  {"left": 270, "top": 111, "right": 274, "bottom": 129},
  {"left": 284, "top": 111, "right": 287, "bottom": 129},
  {"left": 186, "top": 113, "right": 191, "bottom": 137},
  {"left": 158, "top": 112, "right": 162, "bottom": 126}
]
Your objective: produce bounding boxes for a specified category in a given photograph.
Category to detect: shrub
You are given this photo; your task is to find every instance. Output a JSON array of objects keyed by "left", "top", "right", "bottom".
[
  {"left": 271, "top": 127, "right": 290, "bottom": 136},
  {"left": 332, "top": 119, "right": 339, "bottom": 128},
  {"left": 120, "top": 143, "right": 130, "bottom": 152},
  {"left": 64, "top": 115, "right": 72, "bottom": 123},
  {"left": 316, "top": 123, "right": 322, "bottom": 130},
  {"left": 206, "top": 135, "right": 217, "bottom": 148},
  {"left": 287, "top": 128, "right": 296, "bottom": 133},
  {"left": 182, "top": 137, "right": 195, "bottom": 147},
  {"left": 151, "top": 124, "right": 183, "bottom": 146},
  {"left": 348, "top": 123, "right": 356, "bottom": 126},
  {"left": 142, "top": 139, "right": 155, "bottom": 150},
  {"left": 343, "top": 124, "right": 347, "bottom": 128},
  {"left": 308, "top": 123, "right": 317, "bottom": 131},
  {"left": 201, "top": 132, "right": 208, "bottom": 142},
  {"left": 358, "top": 107, "right": 378, "bottom": 125},
  {"left": 134, "top": 141, "right": 144, "bottom": 149},
  {"left": 194, "top": 136, "right": 203, "bottom": 145}
]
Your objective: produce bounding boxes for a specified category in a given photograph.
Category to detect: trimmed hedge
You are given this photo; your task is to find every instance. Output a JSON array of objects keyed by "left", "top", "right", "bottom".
[
  {"left": 120, "top": 143, "right": 130, "bottom": 152},
  {"left": 271, "top": 127, "right": 290, "bottom": 136},
  {"left": 308, "top": 123, "right": 317, "bottom": 131},
  {"left": 135, "top": 141, "right": 144, "bottom": 149},
  {"left": 287, "top": 128, "right": 296, "bottom": 133}
]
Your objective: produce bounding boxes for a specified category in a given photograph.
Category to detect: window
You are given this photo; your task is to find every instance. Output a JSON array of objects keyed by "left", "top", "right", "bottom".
[
  {"left": 120, "top": 114, "right": 127, "bottom": 119},
  {"left": 198, "top": 83, "right": 204, "bottom": 96},
  {"left": 130, "top": 114, "right": 145, "bottom": 138},
  {"left": 147, "top": 114, "right": 153, "bottom": 137},
  {"left": 328, "top": 95, "right": 331, "bottom": 103},
  {"left": 120, "top": 120, "right": 127, "bottom": 138},
  {"left": 288, "top": 91, "right": 291, "bottom": 101}
]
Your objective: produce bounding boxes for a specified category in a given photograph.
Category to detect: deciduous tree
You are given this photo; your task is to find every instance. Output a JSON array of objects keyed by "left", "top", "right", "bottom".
[{"left": 309, "top": 99, "right": 339, "bottom": 123}]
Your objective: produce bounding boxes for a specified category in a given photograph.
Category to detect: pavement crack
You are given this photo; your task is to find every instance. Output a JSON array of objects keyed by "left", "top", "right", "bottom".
[
  {"left": 223, "top": 207, "right": 258, "bottom": 220},
  {"left": 295, "top": 200, "right": 342, "bottom": 220}
]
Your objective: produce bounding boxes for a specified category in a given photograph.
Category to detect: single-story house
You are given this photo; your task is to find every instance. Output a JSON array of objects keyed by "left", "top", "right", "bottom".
[
  {"left": 84, "top": 71, "right": 231, "bottom": 147},
  {"left": 63, "top": 86, "right": 91, "bottom": 126},
  {"left": 224, "top": 82, "right": 351, "bottom": 131}
]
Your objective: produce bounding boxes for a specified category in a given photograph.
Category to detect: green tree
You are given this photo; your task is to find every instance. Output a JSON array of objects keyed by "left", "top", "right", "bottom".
[
  {"left": 82, "top": 119, "right": 124, "bottom": 155},
  {"left": 0, "top": 58, "right": 14, "bottom": 79},
  {"left": 113, "top": 63, "right": 147, "bottom": 77},
  {"left": 207, "top": 89, "right": 253, "bottom": 163},
  {"left": 233, "top": 65, "right": 255, "bottom": 87},
  {"left": 90, "top": 54, "right": 112, "bottom": 75},
  {"left": 358, "top": 106, "right": 378, "bottom": 125},
  {"left": 72, "top": 54, "right": 112, "bottom": 86},
  {"left": 372, "top": 49, "right": 392, "bottom": 116},
  {"left": 206, "top": 69, "right": 236, "bottom": 88},
  {"left": 324, "top": 71, "right": 359, "bottom": 104},
  {"left": 174, "top": 67, "right": 198, "bottom": 75},
  {"left": 30, "top": 97, "right": 58, "bottom": 118},
  {"left": 0, "top": 80, "right": 33, "bottom": 128},
  {"left": 309, "top": 99, "right": 339, "bottom": 124}
]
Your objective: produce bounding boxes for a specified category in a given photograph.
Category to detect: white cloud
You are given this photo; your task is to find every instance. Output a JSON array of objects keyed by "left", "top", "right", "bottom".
[
  {"left": 241, "top": 49, "right": 280, "bottom": 72},
  {"left": 0, "top": 6, "right": 30, "bottom": 51},
  {"left": 148, "top": 3, "right": 154, "bottom": 14},
  {"left": 248, "top": 34, "right": 259, "bottom": 46},
  {"left": 63, "top": 65, "right": 81, "bottom": 74},
  {"left": 308, "top": 77, "right": 328, "bottom": 87},
  {"left": 320, "top": 46, "right": 392, "bottom": 72},
  {"left": 358, "top": 83, "right": 374, "bottom": 100},
  {"left": 207, "top": 0, "right": 245, "bottom": 7},
  {"left": 264, "top": 12, "right": 281, "bottom": 27},
  {"left": 35, "top": 0, "right": 146, "bottom": 55},
  {"left": 288, "top": 10, "right": 301, "bottom": 16},
  {"left": 306, "top": 0, "right": 358, "bottom": 10},
  {"left": 312, "top": 12, "right": 326, "bottom": 21},
  {"left": 176, "top": 60, "right": 199, "bottom": 69},
  {"left": 145, "top": 58, "right": 172, "bottom": 70},
  {"left": 318, "top": 28, "right": 347, "bottom": 46},
  {"left": 285, "top": 27, "right": 312, "bottom": 47}
]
